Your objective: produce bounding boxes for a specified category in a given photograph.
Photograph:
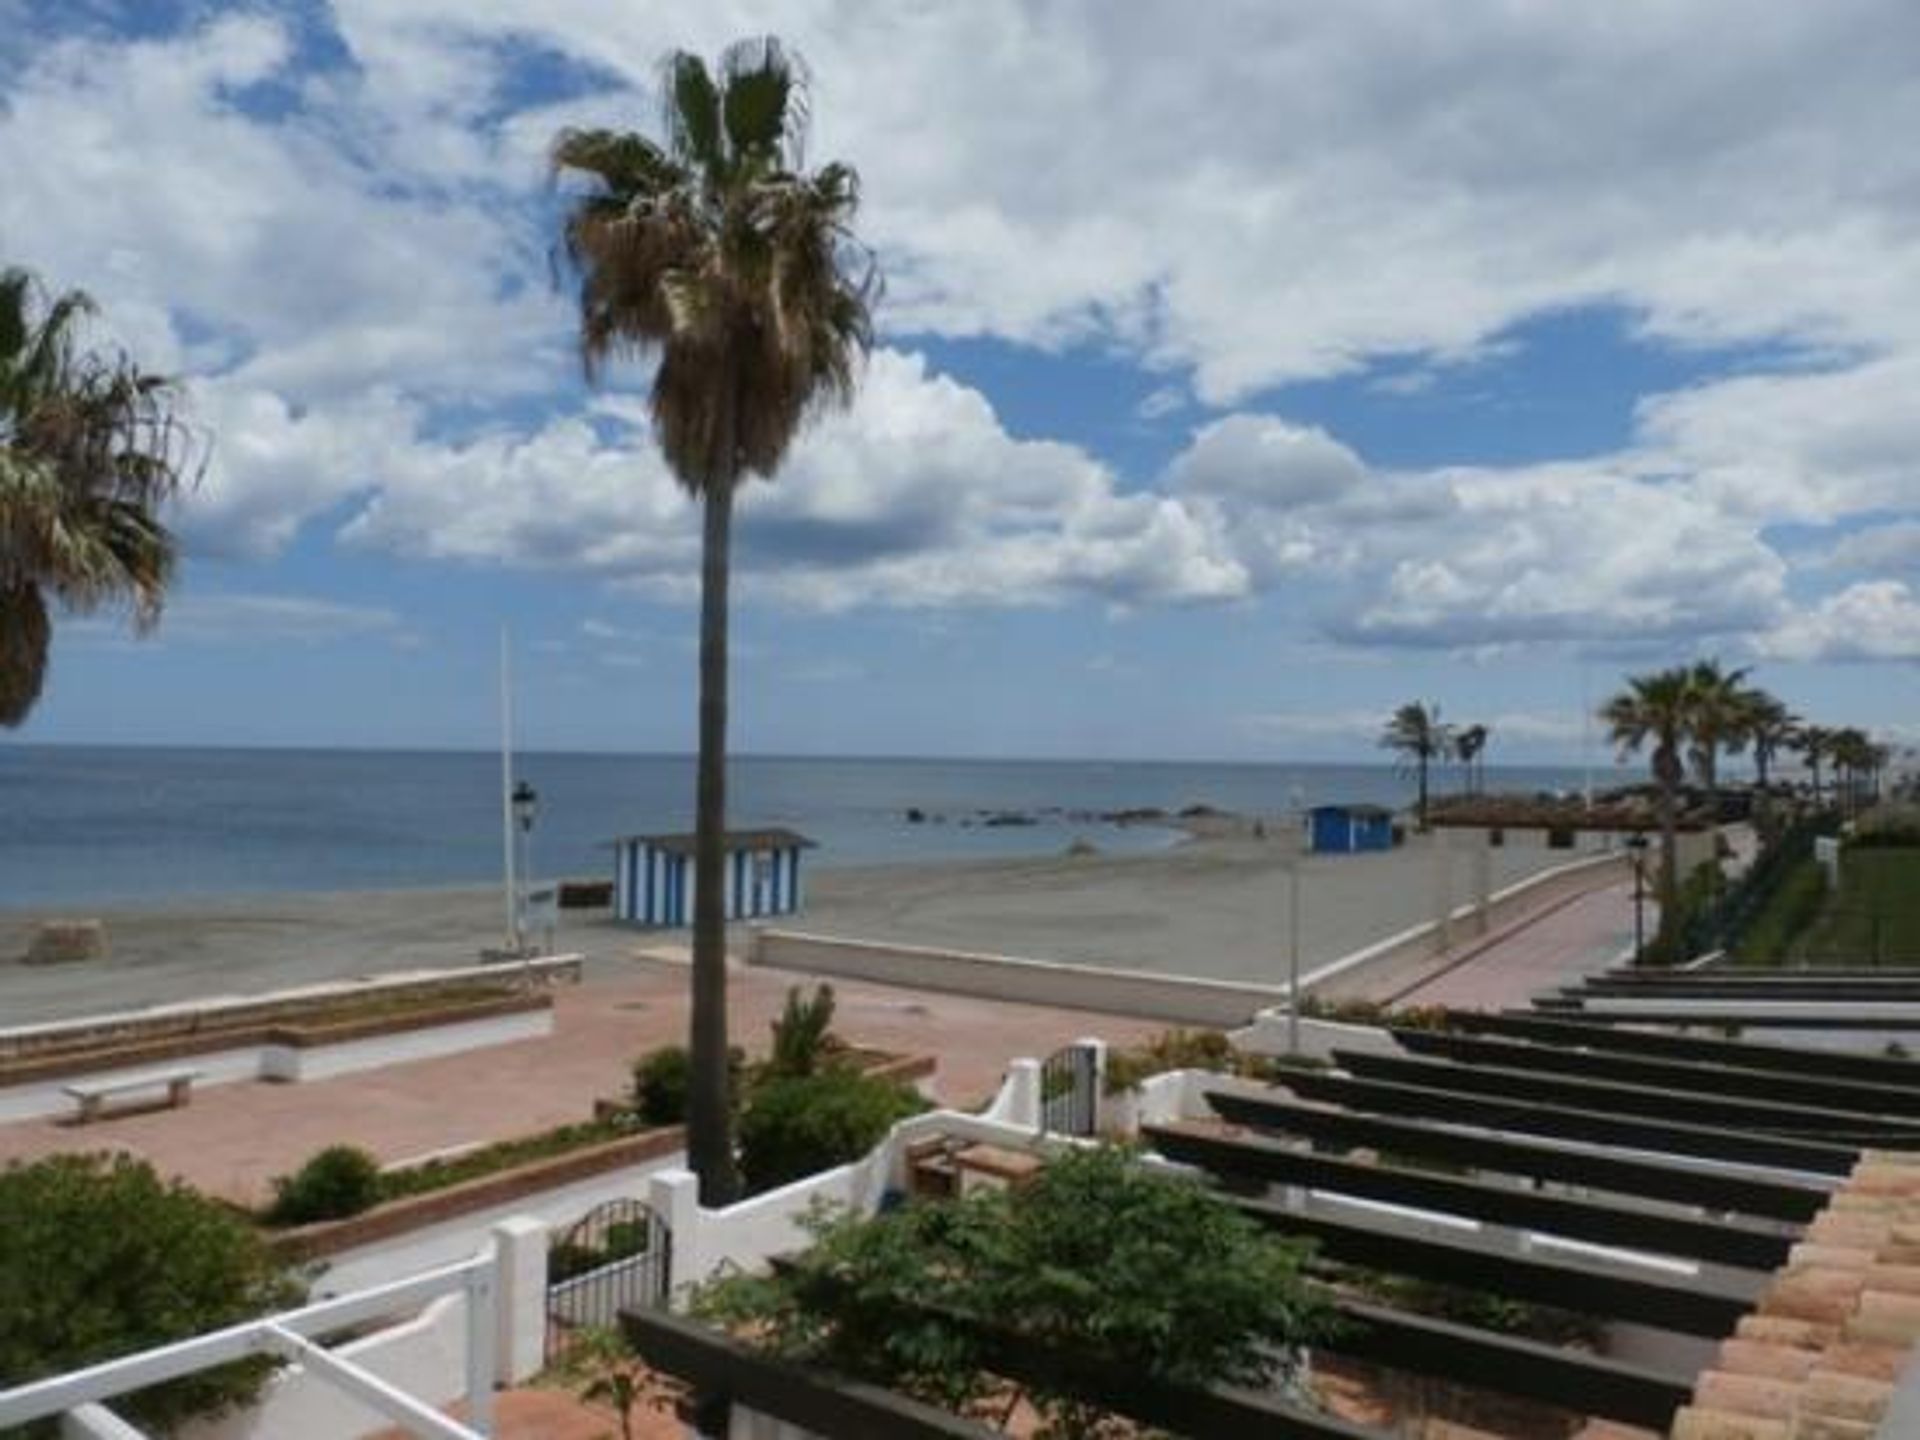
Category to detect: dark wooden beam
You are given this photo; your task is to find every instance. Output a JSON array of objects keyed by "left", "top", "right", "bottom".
[
  {"left": 622, "top": 1308, "right": 1005, "bottom": 1438},
  {"left": 1453, "top": 1012, "right": 1920, "bottom": 1087},
  {"left": 1204, "top": 1089, "right": 1831, "bottom": 1220},
  {"left": 1523, "top": 1004, "right": 1920, "bottom": 1031},
  {"left": 1236, "top": 1197, "right": 1762, "bottom": 1338},
  {"left": 625, "top": 1293, "right": 1393, "bottom": 1439},
  {"left": 1333, "top": 1049, "right": 1920, "bottom": 1143},
  {"left": 1277, "top": 1068, "right": 1860, "bottom": 1174},
  {"left": 1145, "top": 1121, "right": 1792, "bottom": 1270},
  {"left": 1391, "top": 1028, "right": 1920, "bottom": 1120},
  {"left": 1325, "top": 1299, "right": 1694, "bottom": 1431}
]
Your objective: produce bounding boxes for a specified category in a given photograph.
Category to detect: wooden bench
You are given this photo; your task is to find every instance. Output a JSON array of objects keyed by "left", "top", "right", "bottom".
[{"left": 62, "top": 1067, "right": 200, "bottom": 1124}]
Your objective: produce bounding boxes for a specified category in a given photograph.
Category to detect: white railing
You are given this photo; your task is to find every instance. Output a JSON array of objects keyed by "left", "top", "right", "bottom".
[{"left": 0, "top": 1253, "right": 500, "bottom": 1440}]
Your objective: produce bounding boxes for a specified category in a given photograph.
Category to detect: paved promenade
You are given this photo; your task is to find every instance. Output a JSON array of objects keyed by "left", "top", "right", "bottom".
[
  {"left": 0, "top": 961, "right": 1166, "bottom": 1206},
  {"left": 1382, "top": 877, "right": 1639, "bottom": 1009}
]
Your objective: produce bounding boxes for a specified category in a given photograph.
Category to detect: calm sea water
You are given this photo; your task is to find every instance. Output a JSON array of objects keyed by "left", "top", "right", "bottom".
[{"left": 0, "top": 746, "right": 1600, "bottom": 906}]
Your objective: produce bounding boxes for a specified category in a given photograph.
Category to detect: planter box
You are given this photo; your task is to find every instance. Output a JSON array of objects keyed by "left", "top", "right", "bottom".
[{"left": 270, "top": 1125, "right": 689, "bottom": 1262}]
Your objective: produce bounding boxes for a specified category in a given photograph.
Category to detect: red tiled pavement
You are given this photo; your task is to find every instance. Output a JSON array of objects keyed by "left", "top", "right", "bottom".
[{"left": 0, "top": 961, "right": 1169, "bottom": 1205}]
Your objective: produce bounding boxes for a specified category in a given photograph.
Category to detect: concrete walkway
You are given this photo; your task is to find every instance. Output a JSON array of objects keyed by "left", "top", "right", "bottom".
[{"left": 1385, "top": 878, "right": 1640, "bottom": 1010}]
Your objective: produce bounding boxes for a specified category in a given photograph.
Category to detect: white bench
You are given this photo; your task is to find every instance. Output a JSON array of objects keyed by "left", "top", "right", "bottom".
[{"left": 62, "top": 1067, "right": 200, "bottom": 1124}]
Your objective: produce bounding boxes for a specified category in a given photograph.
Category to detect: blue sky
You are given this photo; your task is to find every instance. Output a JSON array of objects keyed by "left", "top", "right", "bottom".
[{"left": 5, "top": 2, "right": 1920, "bottom": 764}]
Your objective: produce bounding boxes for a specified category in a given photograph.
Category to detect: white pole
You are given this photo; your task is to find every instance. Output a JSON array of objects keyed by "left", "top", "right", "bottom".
[
  {"left": 1287, "top": 857, "right": 1302, "bottom": 1057},
  {"left": 500, "top": 628, "right": 518, "bottom": 953}
]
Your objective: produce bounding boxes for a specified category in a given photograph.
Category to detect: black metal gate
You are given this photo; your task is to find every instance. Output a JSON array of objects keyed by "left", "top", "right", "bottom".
[
  {"left": 545, "top": 1198, "right": 670, "bottom": 1361},
  {"left": 1040, "top": 1042, "right": 1099, "bottom": 1136}
]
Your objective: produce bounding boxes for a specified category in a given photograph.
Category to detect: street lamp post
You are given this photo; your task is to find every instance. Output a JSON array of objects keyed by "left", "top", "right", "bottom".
[
  {"left": 511, "top": 780, "right": 538, "bottom": 953},
  {"left": 1625, "top": 832, "right": 1649, "bottom": 965}
]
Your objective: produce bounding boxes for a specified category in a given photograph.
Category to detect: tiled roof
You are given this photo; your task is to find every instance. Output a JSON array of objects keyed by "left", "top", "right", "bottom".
[{"left": 1669, "top": 1148, "right": 1920, "bottom": 1439}]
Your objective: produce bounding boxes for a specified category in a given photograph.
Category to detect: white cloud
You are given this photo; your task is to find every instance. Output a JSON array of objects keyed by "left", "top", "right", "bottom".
[
  {"left": 10, "top": 3, "right": 1920, "bottom": 669},
  {"left": 340, "top": 349, "right": 1253, "bottom": 609},
  {"left": 70, "top": 592, "right": 413, "bottom": 648},
  {"left": 1760, "top": 582, "right": 1920, "bottom": 663},
  {"left": 1824, "top": 522, "right": 1920, "bottom": 576}
]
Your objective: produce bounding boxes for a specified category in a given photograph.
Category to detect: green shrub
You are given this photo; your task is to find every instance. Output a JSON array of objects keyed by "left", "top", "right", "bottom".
[
  {"left": 737, "top": 1068, "right": 924, "bottom": 1192},
  {"left": 265, "top": 1144, "right": 383, "bottom": 1225},
  {"left": 631, "top": 1044, "right": 748, "bottom": 1126},
  {"left": 766, "top": 983, "right": 839, "bottom": 1080},
  {"left": 0, "top": 1155, "right": 300, "bottom": 1435},
  {"left": 632, "top": 1046, "right": 694, "bottom": 1125},
  {"left": 696, "top": 1146, "right": 1333, "bottom": 1429}
]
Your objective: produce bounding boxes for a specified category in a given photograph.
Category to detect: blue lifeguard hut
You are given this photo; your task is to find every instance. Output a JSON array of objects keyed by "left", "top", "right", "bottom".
[
  {"left": 1308, "top": 804, "right": 1395, "bottom": 855},
  {"left": 611, "top": 828, "right": 815, "bottom": 927}
]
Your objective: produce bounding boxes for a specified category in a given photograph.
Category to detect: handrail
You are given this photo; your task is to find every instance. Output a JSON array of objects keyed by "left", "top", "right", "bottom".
[{"left": 0, "top": 1253, "right": 495, "bottom": 1436}]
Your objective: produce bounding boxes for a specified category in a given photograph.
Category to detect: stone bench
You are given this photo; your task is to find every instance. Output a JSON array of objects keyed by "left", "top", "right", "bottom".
[{"left": 62, "top": 1067, "right": 200, "bottom": 1124}]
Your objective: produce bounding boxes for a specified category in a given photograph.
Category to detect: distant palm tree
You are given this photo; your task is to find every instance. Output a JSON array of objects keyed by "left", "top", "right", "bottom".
[
  {"left": 1738, "top": 688, "right": 1799, "bottom": 833},
  {"left": 1830, "top": 727, "right": 1878, "bottom": 816},
  {"left": 1685, "top": 658, "right": 1750, "bottom": 820},
  {"left": 0, "top": 266, "right": 198, "bottom": 725},
  {"left": 551, "top": 39, "right": 877, "bottom": 1203},
  {"left": 1601, "top": 667, "right": 1695, "bottom": 957},
  {"left": 1380, "top": 702, "right": 1452, "bottom": 827},
  {"left": 1798, "top": 724, "right": 1835, "bottom": 806},
  {"left": 1454, "top": 723, "right": 1489, "bottom": 796}
]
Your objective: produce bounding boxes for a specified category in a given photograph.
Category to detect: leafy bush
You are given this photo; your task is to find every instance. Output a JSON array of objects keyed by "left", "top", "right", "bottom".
[
  {"left": 632, "top": 1044, "right": 746, "bottom": 1126},
  {"left": 633, "top": 1046, "right": 694, "bottom": 1125},
  {"left": 0, "top": 1155, "right": 300, "bottom": 1435},
  {"left": 737, "top": 1068, "right": 924, "bottom": 1192},
  {"left": 697, "top": 1146, "right": 1333, "bottom": 1434},
  {"left": 766, "top": 983, "right": 839, "bottom": 1080},
  {"left": 265, "top": 1144, "right": 382, "bottom": 1225},
  {"left": 1852, "top": 804, "right": 1920, "bottom": 849},
  {"left": 1103, "top": 1028, "right": 1236, "bottom": 1094}
]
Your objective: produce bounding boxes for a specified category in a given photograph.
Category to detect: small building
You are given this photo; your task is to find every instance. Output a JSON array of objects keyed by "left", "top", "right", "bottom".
[
  {"left": 1308, "top": 803, "right": 1395, "bottom": 855},
  {"left": 611, "top": 828, "right": 815, "bottom": 927}
]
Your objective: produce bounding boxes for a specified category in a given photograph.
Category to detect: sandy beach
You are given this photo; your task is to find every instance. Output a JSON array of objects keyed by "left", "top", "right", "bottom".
[{"left": 0, "top": 830, "right": 1573, "bottom": 1025}]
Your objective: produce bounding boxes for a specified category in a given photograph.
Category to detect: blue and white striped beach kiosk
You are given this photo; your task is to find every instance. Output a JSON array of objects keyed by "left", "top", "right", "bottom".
[{"left": 610, "top": 828, "right": 815, "bottom": 928}]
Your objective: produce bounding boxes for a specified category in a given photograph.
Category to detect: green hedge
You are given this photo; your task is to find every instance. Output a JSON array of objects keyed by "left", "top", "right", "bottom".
[{"left": 737, "top": 1067, "right": 925, "bottom": 1193}]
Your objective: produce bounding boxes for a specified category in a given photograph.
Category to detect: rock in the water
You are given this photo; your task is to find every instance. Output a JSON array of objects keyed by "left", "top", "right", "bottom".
[
  {"left": 26, "top": 919, "right": 110, "bottom": 965},
  {"left": 905, "top": 807, "right": 927, "bottom": 823},
  {"left": 1065, "top": 837, "right": 1100, "bottom": 857}
]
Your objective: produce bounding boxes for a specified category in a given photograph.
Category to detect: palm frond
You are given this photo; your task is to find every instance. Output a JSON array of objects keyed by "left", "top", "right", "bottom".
[{"left": 0, "top": 582, "right": 49, "bottom": 727}]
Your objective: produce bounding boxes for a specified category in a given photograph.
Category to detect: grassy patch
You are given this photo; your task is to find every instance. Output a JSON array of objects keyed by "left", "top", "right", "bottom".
[
  {"left": 1732, "top": 859, "right": 1828, "bottom": 965},
  {"left": 1796, "top": 849, "right": 1920, "bottom": 965}
]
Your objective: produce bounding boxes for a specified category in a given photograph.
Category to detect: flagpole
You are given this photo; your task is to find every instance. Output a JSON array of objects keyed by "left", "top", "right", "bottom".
[{"left": 500, "top": 627, "right": 518, "bottom": 951}]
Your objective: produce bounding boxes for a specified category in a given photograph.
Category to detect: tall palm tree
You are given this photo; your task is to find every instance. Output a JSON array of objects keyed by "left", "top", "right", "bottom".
[
  {"left": 1454, "top": 723, "right": 1489, "bottom": 796},
  {"left": 1601, "top": 667, "right": 1695, "bottom": 958},
  {"left": 551, "top": 39, "right": 876, "bottom": 1203},
  {"left": 1, "top": 266, "right": 197, "bottom": 724},
  {"left": 1685, "top": 657, "right": 1750, "bottom": 821},
  {"left": 1380, "top": 702, "right": 1452, "bottom": 827}
]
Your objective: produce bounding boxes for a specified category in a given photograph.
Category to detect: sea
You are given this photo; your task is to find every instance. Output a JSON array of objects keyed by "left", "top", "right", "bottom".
[{"left": 0, "top": 745, "right": 1603, "bottom": 907}]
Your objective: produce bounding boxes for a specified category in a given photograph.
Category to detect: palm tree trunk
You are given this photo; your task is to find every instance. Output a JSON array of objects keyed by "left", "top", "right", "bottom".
[
  {"left": 688, "top": 479, "right": 739, "bottom": 1205},
  {"left": 1655, "top": 745, "right": 1681, "bottom": 962},
  {"left": 1417, "top": 755, "right": 1429, "bottom": 829}
]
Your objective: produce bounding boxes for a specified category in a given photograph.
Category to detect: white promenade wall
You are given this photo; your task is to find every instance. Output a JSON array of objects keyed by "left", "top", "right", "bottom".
[
  {"left": 752, "top": 852, "right": 1624, "bottom": 1029},
  {"left": 0, "top": 1009, "right": 552, "bottom": 1124},
  {"left": 750, "top": 930, "right": 1287, "bottom": 1026}
]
